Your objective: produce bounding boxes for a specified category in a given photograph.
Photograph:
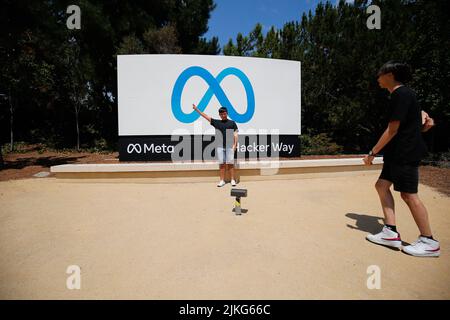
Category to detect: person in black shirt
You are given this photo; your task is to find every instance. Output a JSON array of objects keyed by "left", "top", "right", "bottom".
[
  {"left": 192, "top": 104, "right": 238, "bottom": 187},
  {"left": 364, "top": 61, "right": 440, "bottom": 257}
]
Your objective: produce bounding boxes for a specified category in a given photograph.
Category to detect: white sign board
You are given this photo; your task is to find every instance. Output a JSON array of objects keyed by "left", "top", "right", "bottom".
[{"left": 117, "top": 54, "right": 301, "bottom": 136}]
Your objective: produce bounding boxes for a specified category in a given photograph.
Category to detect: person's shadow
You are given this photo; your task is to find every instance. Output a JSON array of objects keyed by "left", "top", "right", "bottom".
[
  {"left": 345, "top": 212, "right": 384, "bottom": 234},
  {"left": 346, "top": 212, "right": 410, "bottom": 247}
]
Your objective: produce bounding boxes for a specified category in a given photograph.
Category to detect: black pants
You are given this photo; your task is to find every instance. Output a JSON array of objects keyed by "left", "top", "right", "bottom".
[{"left": 379, "top": 162, "right": 419, "bottom": 194}]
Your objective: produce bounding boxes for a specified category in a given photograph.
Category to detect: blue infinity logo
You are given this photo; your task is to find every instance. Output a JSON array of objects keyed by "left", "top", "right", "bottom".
[{"left": 171, "top": 66, "right": 255, "bottom": 123}]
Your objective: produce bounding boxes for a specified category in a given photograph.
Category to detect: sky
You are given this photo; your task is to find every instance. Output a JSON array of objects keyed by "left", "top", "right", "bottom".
[{"left": 204, "top": 0, "right": 341, "bottom": 51}]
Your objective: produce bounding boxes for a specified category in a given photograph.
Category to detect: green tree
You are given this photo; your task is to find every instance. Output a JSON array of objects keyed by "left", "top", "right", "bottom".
[
  {"left": 223, "top": 0, "right": 450, "bottom": 154},
  {"left": 0, "top": 0, "right": 219, "bottom": 150}
]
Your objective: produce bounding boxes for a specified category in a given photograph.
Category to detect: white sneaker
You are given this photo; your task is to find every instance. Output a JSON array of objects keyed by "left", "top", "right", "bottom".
[
  {"left": 217, "top": 180, "right": 226, "bottom": 187},
  {"left": 366, "top": 226, "right": 402, "bottom": 249},
  {"left": 231, "top": 179, "right": 237, "bottom": 187},
  {"left": 402, "top": 236, "right": 440, "bottom": 257}
]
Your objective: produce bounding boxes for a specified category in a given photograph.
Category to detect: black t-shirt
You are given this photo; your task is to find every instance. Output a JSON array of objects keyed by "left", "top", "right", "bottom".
[
  {"left": 210, "top": 118, "right": 238, "bottom": 148},
  {"left": 382, "top": 86, "right": 427, "bottom": 164}
]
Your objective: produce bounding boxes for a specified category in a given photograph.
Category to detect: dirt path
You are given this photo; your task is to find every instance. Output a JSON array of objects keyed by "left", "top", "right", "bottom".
[{"left": 0, "top": 172, "right": 449, "bottom": 299}]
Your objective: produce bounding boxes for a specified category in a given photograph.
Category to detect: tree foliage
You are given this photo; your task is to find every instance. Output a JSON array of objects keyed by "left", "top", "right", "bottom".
[
  {"left": 224, "top": 0, "right": 450, "bottom": 153},
  {"left": 0, "top": 0, "right": 448, "bottom": 155},
  {"left": 0, "top": 0, "right": 219, "bottom": 150}
]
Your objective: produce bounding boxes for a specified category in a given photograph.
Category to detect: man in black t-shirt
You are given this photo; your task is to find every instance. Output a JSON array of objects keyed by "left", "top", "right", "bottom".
[
  {"left": 364, "top": 61, "right": 440, "bottom": 257},
  {"left": 192, "top": 104, "right": 238, "bottom": 187}
]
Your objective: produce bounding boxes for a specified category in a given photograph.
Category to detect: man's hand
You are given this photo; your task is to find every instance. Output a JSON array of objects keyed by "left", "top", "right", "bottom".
[
  {"left": 192, "top": 103, "right": 198, "bottom": 111},
  {"left": 422, "top": 117, "right": 434, "bottom": 132},
  {"left": 421, "top": 111, "right": 435, "bottom": 132},
  {"left": 363, "top": 154, "right": 374, "bottom": 165}
]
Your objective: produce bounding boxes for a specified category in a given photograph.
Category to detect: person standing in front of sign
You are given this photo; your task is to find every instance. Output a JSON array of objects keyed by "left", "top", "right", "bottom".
[
  {"left": 364, "top": 61, "right": 439, "bottom": 257},
  {"left": 192, "top": 104, "right": 238, "bottom": 187}
]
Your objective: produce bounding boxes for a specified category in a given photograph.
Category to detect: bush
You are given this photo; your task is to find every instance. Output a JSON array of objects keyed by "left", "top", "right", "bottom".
[
  {"left": 300, "top": 133, "right": 344, "bottom": 155},
  {"left": 0, "top": 140, "right": 115, "bottom": 154},
  {"left": 422, "top": 150, "right": 450, "bottom": 168},
  {"left": 1, "top": 141, "right": 43, "bottom": 154},
  {"left": 83, "top": 138, "right": 112, "bottom": 153}
]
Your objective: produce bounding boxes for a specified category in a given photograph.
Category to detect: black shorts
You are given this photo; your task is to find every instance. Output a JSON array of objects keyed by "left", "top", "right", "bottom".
[{"left": 379, "top": 162, "right": 419, "bottom": 194}]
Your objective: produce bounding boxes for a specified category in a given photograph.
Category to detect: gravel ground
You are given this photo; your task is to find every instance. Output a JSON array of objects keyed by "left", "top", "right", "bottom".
[{"left": 0, "top": 171, "right": 449, "bottom": 299}]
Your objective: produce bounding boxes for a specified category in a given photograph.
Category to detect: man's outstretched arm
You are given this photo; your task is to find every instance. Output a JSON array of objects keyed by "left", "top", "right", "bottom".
[{"left": 192, "top": 104, "right": 211, "bottom": 123}]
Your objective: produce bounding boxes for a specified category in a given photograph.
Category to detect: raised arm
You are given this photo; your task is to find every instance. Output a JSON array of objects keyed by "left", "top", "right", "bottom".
[{"left": 192, "top": 104, "right": 211, "bottom": 123}]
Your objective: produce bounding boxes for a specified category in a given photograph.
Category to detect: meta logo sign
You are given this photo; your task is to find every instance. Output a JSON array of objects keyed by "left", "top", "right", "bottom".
[
  {"left": 127, "top": 143, "right": 174, "bottom": 154},
  {"left": 171, "top": 66, "right": 255, "bottom": 123},
  {"left": 117, "top": 54, "right": 301, "bottom": 161}
]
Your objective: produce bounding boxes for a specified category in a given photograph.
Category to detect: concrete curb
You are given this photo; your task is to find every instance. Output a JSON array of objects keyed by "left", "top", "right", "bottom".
[{"left": 50, "top": 157, "right": 383, "bottom": 180}]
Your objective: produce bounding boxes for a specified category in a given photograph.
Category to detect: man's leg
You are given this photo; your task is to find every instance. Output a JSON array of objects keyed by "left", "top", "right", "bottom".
[
  {"left": 225, "top": 147, "right": 236, "bottom": 183},
  {"left": 401, "top": 192, "right": 433, "bottom": 237},
  {"left": 216, "top": 147, "right": 226, "bottom": 184},
  {"left": 366, "top": 178, "right": 402, "bottom": 249},
  {"left": 219, "top": 164, "right": 226, "bottom": 181},
  {"left": 228, "top": 164, "right": 234, "bottom": 180},
  {"left": 375, "top": 179, "right": 396, "bottom": 225},
  {"left": 401, "top": 192, "right": 440, "bottom": 257}
]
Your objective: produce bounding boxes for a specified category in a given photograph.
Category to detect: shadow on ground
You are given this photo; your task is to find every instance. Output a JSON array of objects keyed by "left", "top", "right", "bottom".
[
  {"left": 346, "top": 212, "right": 411, "bottom": 247},
  {"left": 3, "top": 156, "right": 86, "bottom": 169},
  {"left": 346, "top": 212, "right": 384, "bottom": 234}
]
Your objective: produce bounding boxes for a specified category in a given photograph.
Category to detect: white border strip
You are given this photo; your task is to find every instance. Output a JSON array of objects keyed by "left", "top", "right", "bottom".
[{"left": 50, "top": 157, "right": 383, "bottom": 173}]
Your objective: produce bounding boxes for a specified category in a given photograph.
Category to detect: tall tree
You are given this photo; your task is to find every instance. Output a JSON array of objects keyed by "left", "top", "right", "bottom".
[
  {"left": 0, "top": 0, "right": 219, "bottom": 150},
  {"left": 224, "top": 0, "right": 450, "bottom": 154}
]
